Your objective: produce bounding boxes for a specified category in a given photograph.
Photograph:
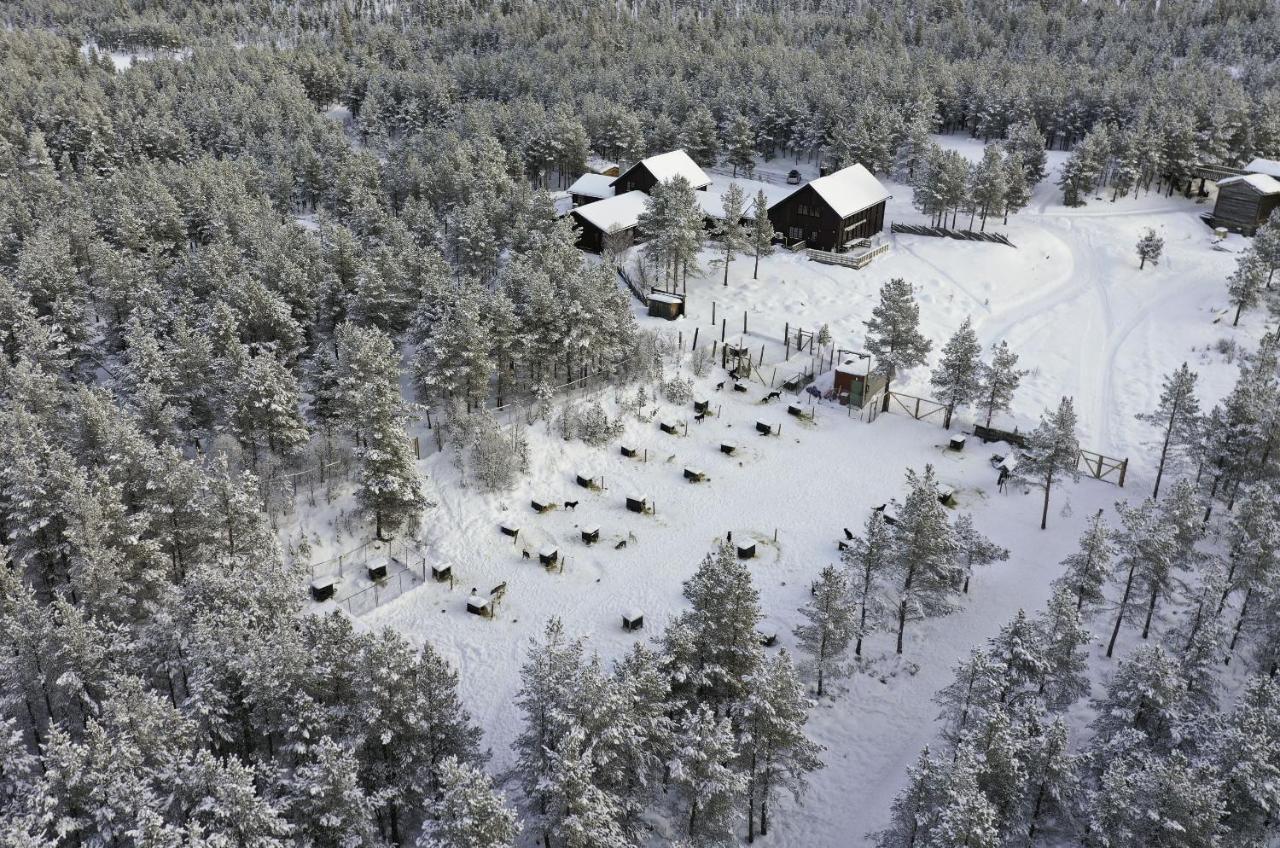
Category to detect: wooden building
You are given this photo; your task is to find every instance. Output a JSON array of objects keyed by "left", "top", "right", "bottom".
[
  {"left": 833, "top": 357, "right": 887, "bottom": 408},
  {"left": 570, "top": 190, "right": 649, "bottom": 252},
  {"left": 1212, "top": 174, "right": 1280, "bottom": 235},
  {"left": 611, "top": 149, "right": 711, "bottom": 195},
  {"left": 768, "top": 164, "right": 889, "bottom": 252}
]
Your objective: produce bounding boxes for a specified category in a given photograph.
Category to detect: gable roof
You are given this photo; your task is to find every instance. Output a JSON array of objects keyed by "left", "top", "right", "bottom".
[
  {"left": 1244, "top": 158, "right": 1280, "bottom": 179},
  {"left": 567, "top": 173, "right": 616, "bottom": 200},
  {"left": 612, "top": 150, "right": 711, "bottom": 190},
  {"left": 571, "top": 190, "right": 650, "bottom": 232},
  {"left": 781, "top": 163, "right": 890, "bottom": 218},
  {"left": 1218, "top": 173, "right": 1280, "bottom": 196}
]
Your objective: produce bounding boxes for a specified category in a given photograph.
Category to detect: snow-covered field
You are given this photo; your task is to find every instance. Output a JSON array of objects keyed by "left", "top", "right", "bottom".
[{"left": 305, "top": 139, "right": 1253, "bottom": 844}]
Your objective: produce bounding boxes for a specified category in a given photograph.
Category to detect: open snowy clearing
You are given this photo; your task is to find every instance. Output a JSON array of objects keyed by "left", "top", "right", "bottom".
[{"left": 295, "top": 143, "right": 1258, "bottom": 844}]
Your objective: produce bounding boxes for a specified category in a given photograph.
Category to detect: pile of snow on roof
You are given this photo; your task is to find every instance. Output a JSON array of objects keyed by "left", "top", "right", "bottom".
[
  {"left": 1244, "top": 158, "right": 1280, "bottom": 179},
  {"left": 788, "top": 163, "right": 890, "bottom": 218},
  {"left": 621, "top": 149, "right": 711, "bottom": 189},
  {"left": 573, "top": 190, "right": 649, "bottom": 231},
  {"left": 1219, "top": 173, "right": 1280, "bottom": 195},
  {"left": 567, "top": 173, "right": 616, "bottom": 199}
]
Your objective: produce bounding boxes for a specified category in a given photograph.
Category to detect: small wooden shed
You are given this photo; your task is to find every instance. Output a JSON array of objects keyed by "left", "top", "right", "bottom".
[
  {"left": 431, "top": 564, "right": 452, "bottom": 583},
  {"left": 737, "top": 541, "right": 757, "bottom": 560},
  {"left": 833, "top": 359, "right": 886, "bottom": 407},
  {"left": 466, "top": 594, "right": 491, "bottom": 617},
  {"left": 309, "top": 576, "right": 338, "bottom": 602},
  {"left": 660, "top": 420, "right": 679, "bottom": 435},
  {"left": 581, "top": 526, "right": 600, "bottom": 545},
  {"left": 648, "top": 291, "right": 685, "bottom": 321},
  {"left": 683, "top": 467, "right": 707, "bottom": 483},
  {"left": 538, "top": 547, "right": 559, "bottom": 567},
  {"left": 531, "top": 499, "right": 554, "bottom": 514},
  {"left": 720, "top": 443, "right": 737, "bottom": 455},
  {"left": 620, "top": 444, "right": 638, "bottom": 458},
  {"left": 366, "top": 561, "right": 388, "bottom": 581},
  {"left": 500, "top": 522, "right": 520, "bottom": 538},
  {"left": 622, "top": 609, "right": 645, "bottom": 631},
  {"left": 626, "top": 494, "right": 649, "bottom": 514},
  {"left": 1212, "top": 174, "right": 1280, "bottom": 235},
  {"left": 756, "top": 420, "right": 777, "bottom": 436},
  {"left": 576, "top": 471, "right": 600, "bottom": 489}
]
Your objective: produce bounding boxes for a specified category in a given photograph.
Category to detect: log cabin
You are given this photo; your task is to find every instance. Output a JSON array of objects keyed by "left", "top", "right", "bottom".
[
  {"left": 768, "top": 164, "right": 889, "bottom": 252},
  {"left": 567, "top": 173, "right": 615, "bottom": 207},
  {"left": 1212, "top": 174, "right": 1280, "bottom": 235}
]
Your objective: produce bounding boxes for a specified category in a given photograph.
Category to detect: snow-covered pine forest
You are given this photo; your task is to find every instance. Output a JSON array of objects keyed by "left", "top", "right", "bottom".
[{"left": 3, "top": 0, "right": 1280, "bottom": 846}]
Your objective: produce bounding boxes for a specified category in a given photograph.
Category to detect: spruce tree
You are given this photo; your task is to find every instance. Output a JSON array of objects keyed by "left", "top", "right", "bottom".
[
  {"left": 668, "top": 706, "right": 745, "bottom": 844},
  {"left": 890, "top": 465, "right": 958, "bottom": 654},
  {"left": 843, "top": 510, "right": 893, "bottom": 658},
  {"left": 1229, "top": 249, "right": 1267, "bottom": 326},
  {"left": 1054, "top": 511, "right": 1113, "bottom": 613},
  {"left": 417, "top": 757, "right": 518, "bottom": 848},
  {"left": 713, "top": 182, "right": 750, "bottom": 287}
]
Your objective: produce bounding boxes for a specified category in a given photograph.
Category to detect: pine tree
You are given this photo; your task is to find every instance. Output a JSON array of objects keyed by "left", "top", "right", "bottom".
[
  {"left": 844, "top": 509, "right": 893, "bottom": 658},
  {"left": 1136, "top": 228, "right": 1164, "bottom": 270},
  {"left": 1016, "top": 397, "right": 1081, "bottom": 530},
  {"left": 976, "top": 341, "right": 1026, "bottom": 429},
  {"left": 1090, "top": 748, "right": 1224, "bottom": 848},
  {"left": 1093, "top": 644, "right": 1188, "bottom": 749},
  {"left": 749, "top": 189, "right": 774, "bottom": 280},
  {"left": 952, "top": 513, "right": 1008, "bottom": 594},
  {"left": 1004, "top": 119, "right": 1048, "bottom": 185},
  {"left": 872, "top": 746, "right": 946, "bottom": 847},
  {"left": 1229, "top": 249, "right": 1267, "bottom": 326},
  {"left": 932, "top": 744, "right": 1000, "bottom": 848},
  {"left": 935, "top": 649, "right": 1005, "bottom": 749},
  {"left": 514, "top": 618, "right": 584, "bottom": 848},
  {"left": 725, "top": 112, "right": 756, "bottom": 177},
  {"left": 970, "top": 145, "right": 1008, "bottom": 231},
  {"left": 1222, "top": 485, "right": 1280, "bottom": 666},
  {"left": 1054, "top": 511, "right": 1113, "bottom": 612},
  {"left": 930, "top": 317, "right": 983, "bottom": 430},
  {"left": 740, "top": 650, "right": 824, "bottom": 842},
  {"left": 668, "top": 706, "right": 745, "bottom": 843},
  {"left": 1253, "top": 216, "right": 1280, "bottom": 290},
  {"left": 1036, "top": 585, "right": 1091, "bottom": 710},
  {"left": 288, "top": 737, "right": 383, "bottom": 847},
  {"left": 1137, "top": 363, "right": 1201, "bottom": 499},
  {"left": 1021, "top": 718, "right": 1078, "bottom": 846},
  {"left": 336, "top": 322, "right": 426, "bottom": 540},
  {"left": 1001, "top": 152, "right": 1031, "bottom": 224},
  {"left": 794, "top": 565, "right": 857, "bottom": 696},
  {"left": 541, "top": 727, "right": 628, "bottom": 848},
  {"left": 713, "top": 182, "right": 750, "bottom": 287},
  {"left": 1213, "top": 675, "right": 1280, "bottom": 844},
  {"left": 890, "top": 466, "right": 958, "bottom": 654},
  {"left": 864, "top": 278, "right": 933, "bottom": 410},
  {"left": 417, "top": 757, "right": 518, "bottom": 848},
  {"left": 1106, "top": 497, "right": 1176, "bottom": 658}
]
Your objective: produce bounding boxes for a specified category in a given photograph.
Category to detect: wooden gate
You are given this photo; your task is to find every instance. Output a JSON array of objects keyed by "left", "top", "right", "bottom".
[
  {"left": 1078, "top": 449, "right": 1128, "bottom": 487},
  {"left": 883, "top": 391, "right": 948, "bottom": 423}
]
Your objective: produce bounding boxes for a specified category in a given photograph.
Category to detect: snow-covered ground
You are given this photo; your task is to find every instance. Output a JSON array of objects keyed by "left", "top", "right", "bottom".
[{"left": 297, "top": 138, "right": 1256, "bottom": 844}]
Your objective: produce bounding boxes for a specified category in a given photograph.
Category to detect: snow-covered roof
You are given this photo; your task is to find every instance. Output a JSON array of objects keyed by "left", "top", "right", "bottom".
[
  {"left": 617, "top": 150, "right": 711, "bottom": 189},
  {"left": 539, "top": 546, "right": 557, "bottom": 557},
  {"left": 777, "top": 163, "right": 890, "bottom": 218},
  {"left": 467, "top": 594, "right": 489, "bottom": 608},
  {"left": 572, "top": 190, "right": 649, "bottom": 232},
  {"left": 567, "top": 173, "right": 616, "bottom": 200},
  {"left": 1218, "top": 173, "right": 1280, "bottom": 195},
  {"left": 624, "top": 608, "right": 643, "bottom": 620},
  {"left": 649, "top": 291, "right": 682, "bottom": 304},
  {"left": 1244, "top": 158, "right": 1280, "bottom": 179},
  {"left": 310, "top": 576, "right": 338, "bottom": 589}
]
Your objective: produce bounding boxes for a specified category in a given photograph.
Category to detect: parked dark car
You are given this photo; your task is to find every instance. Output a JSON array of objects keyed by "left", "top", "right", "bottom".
[{"left": 786, "top": 169, "right": 801, "bottom": 184}]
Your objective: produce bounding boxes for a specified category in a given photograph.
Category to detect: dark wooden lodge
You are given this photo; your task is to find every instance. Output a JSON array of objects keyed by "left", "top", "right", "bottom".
[
  {"left": 768, "top": 164, "right": 889, "bottom": 252},
  {"left": 610, "top": 149, "right": 711, "bottom": 195},
  {"left": 1212, "top": 174, "right": 1280, "bottom": 235}
]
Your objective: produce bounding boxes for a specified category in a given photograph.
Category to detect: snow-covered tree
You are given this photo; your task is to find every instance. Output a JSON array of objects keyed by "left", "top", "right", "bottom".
[
  {"left": 724, "top": 112, "right": 756, "bottom": 178},
  {"left": 930, "top": 317, "right": 983, "bottom": 429},
  {"left": 794, "top": 565, "right": 857, "bottom": 696},
  {"left": 872, "top": 747, "right": 946, "bottom": 848},
  {"left": 1136, "top": 228, "right": 1164, "bottom": 270},
  {"left": 1036, "top": 585, "right": 1091, "bottom": 710},
  {"left": 417, "top": 756, "right": 518, "bottom": 848},
  {"left": 890, "top": 466, "right": 958, "bottom": 654},
  {"left": 1229, "top": 249, "right": 1268, "bottom": 326},
  {"left": 952, "top": 513, "right": 1008, "bottom": 594},
  {"left": 1054, "top": 511, "right": 1114, "bottom": 613},
  {"left": 668, "top": 706, "right": 745, "bottom": 844},
  {"left": 1106, "top": 497, "right": 1177, "bottom": 658},
  {"left": 864, "top": 278, "right": 933, "bottom": 408},
  {"left": 740, "top": 650, "right": 823, "bottom": 842},
  {"left": 843, "top": 509, "right": 893, "bottom": 658},
  {"left": 1004, "top": 119, "right": 1048, "bottom": 186},
  {"left": 977, "top": 341, "right": 1026, "bottom": 429},
  {"left": 1137, "top": 363, "right": 1201, "bottom": 499},
  {"left": 713, "top": 182, "right": 750, "bottom": 287},
  {"left": 1016, "top": 397, "right": 1080, "bottom": 530},
  {"left": 970, "top": 145, "right": 1008, "bottom": 231},
  {"left": 749, "top": 189, "right": 774, "bottom": 280}
]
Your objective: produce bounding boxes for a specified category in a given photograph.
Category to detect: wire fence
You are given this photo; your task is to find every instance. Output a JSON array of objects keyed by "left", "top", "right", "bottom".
[{"left": 335, "top": 560, "right": 426, "bottom": 616}]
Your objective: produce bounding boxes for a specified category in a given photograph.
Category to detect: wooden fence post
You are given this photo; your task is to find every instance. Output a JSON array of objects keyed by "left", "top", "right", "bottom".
[
  {"left": 692, "top": 327, "right": 699, "bottom": 350},
  {"left": 711, "top": 301, "right": 716, "bottom": 326},
  {"left": 743, "top": 310, "right": 748, "bottom": 335},
  {"left": 413, "top": 436, "right": 420, "bottom": 459},
  {"left": 1119, "top": 458, "right": 1127, "bottom": 488},
  {"left": 721, "top": 318, "right": 726, "bottom": 343}
]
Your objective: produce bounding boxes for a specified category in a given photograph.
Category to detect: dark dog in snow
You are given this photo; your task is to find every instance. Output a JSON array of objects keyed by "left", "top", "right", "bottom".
[
  {"left": 763, "top": 390, "right": 782, "bottom": 403},
  {"left": 843, "top": 527, "right": 854, "bottom": 540},
  {"left": 521, "top": 549, "right": 531, "bottom": 559},
  {"left": 563, "top": 500, "right": 578, "bottom": 511},
  {"left": 614, "top": 539, "right": 627, "bottom": 550},
  {"left": 715, "top": 381, "right": 725, "bottom": 391}
]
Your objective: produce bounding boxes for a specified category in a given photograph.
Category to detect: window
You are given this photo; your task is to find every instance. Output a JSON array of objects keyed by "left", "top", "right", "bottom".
[
  {"left": 788, "top": 226, "right": 804, "bottom": 241},
  {"left": 796, "top": 202, "right": 821, "bottom": 218}
]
